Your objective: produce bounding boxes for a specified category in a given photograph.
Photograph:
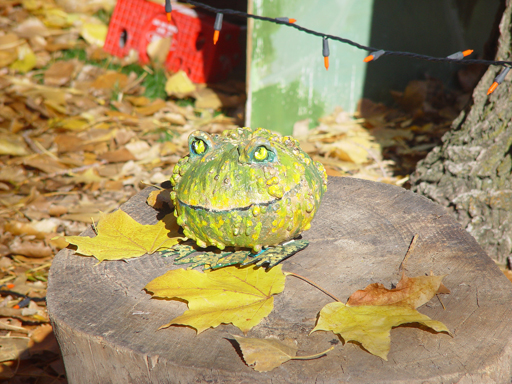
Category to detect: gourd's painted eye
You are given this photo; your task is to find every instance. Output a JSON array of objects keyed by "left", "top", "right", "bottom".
[
  {"left": 188, "top": 131, "right": 214, "bottom": 159},
  {"left": 251, "top": 144, "right": 276, "bottom": 163},
  {"left": 239, "top": 137, "right": 277, "bottom": 164},
  {"left": 191, "top": 138, "right": 206, "bottom": 155},
  {"left": 254, "top": 146, "right": 268, "bottom": 161}
]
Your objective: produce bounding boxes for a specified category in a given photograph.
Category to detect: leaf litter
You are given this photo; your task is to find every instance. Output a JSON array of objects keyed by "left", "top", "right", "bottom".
[{"left": 0, "top": 0, "right": 484, "bottom": 380}]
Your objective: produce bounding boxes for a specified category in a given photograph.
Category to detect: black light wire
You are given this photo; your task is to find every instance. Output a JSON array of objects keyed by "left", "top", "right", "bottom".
[{"left": 183, "top": 0, "right": 512, "bottom": 68}]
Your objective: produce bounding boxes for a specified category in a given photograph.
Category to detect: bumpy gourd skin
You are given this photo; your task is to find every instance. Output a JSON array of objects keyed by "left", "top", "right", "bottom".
[{"left": 170, "top": 127, "right": 327, "bottom": 253}]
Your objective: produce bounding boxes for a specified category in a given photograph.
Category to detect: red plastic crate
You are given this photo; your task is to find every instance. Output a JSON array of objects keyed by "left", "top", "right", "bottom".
[{"left": 104, "top": 0, "right": 243, "bottom": 83}]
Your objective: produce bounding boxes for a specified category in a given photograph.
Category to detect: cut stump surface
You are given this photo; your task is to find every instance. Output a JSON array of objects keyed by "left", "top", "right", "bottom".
[{"left": 47, "top": 177, "right": 512, "bottom": 383}]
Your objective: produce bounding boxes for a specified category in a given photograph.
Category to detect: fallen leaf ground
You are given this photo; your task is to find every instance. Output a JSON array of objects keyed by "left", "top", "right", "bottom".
[{"left": 0, "top": 0, "right": 494, "bottom": 382}]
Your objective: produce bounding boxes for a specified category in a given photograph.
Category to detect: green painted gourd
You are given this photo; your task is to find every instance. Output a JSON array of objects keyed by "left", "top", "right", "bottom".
[{"left": 170, "top": 127, "right": 327, "bottom": 254}]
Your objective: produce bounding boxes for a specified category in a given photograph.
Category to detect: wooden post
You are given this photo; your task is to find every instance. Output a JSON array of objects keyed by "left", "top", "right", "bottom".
[{"left": 47, "top": 177, "right": 512, "bottom": 383}]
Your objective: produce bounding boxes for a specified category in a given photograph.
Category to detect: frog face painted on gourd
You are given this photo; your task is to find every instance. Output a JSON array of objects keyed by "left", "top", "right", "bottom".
[{"left": 170, "top": 127, "right": 327, "bottom": 254}]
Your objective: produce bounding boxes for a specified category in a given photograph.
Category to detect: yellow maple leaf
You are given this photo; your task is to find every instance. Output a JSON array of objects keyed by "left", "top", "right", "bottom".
[
  {"left": 10, "top": 43, "right": 36, "bottom": 73},
  {"left": 145, "top": 265, "right": 286, "bottom": 333},
  {"left": 0, "top": 137, "right": 29, "bottom": 156},
  {"left": 80, "top": 23, "right": 108, "bottom": 47},
  {"left": 165, "top": 70, "right": 196, "bottom": 98},
  {"left": 233, "top": 335, "right": 334, "bottom": 372},
  {"left": 68, "top": 168, "right": 103, "bottom": 185},
  {"left": 64, "top": 210, "right": 183, "bottom": 261},
  {"left": 147, "top": 36, "right": 171, "bottom": 64},
  {"left": 312, "top": 302, "right": 451, "bottom": 360}
]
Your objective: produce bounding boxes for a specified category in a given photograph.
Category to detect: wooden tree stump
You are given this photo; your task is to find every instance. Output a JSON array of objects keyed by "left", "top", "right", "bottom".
[{"left": 47, "top": 177, "right": 512, "bottom": 383}]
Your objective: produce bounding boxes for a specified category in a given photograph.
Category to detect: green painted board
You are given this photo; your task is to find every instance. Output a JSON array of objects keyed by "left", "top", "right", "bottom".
[
  {"left": 246, "top": 0, "right": 500, "bottom": 136},
  {"left": 246, "top": 0, "right": 373, "bottom": 135}
]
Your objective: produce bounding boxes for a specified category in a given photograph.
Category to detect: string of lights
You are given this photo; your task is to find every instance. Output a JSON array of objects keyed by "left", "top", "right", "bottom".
[{"left": 165, "top": 0, "right": 512, "bottom": 95}]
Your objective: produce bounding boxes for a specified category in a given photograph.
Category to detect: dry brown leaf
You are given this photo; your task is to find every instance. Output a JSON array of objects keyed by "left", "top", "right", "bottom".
[
  {"left": 324, "top": 167, "right": 344, "bottom": 177},
  {"left": 160, "top": 140, "right": 180, "bottom": 156},
  {"left": 0, "top": 33, "right": 22, "bottom": 50},
  {"left": 48, "top": 205, "right": 68, "bottom": 216},
  {"left": 55, "top": 0, "right": 116, "bottom": 13},
  {"left": 194, "top": 87, "right": 223, "bottom": 109},
  {"left": 29, "top": 324, "right": 60, "bottom": 354},
  {"left": 5, "top": 221, "right": 48, "bottom": 240},
  {"left": 0, "top": 137, "right": 29, "bottom": 156},
  {"left": 55, "top": 133, "right": 84, "bottom": 152},
  {"left": 68, "top": 168, "right": 103, "bottom": 184},
  {"left": 392, "top": 80, "right": 427, "bottom": 113},
  {"left": 0, "top": 105, "right": 17, "bottom": 121},
  {"left": 147, "top": 36, "right": 171, "bottom": 64},
  {"left": 103, "top": 180, "right": 123, "bottom": 190},
  {"left": 23, "top": 154, "right": 68, "bottom": 174},
  {"left": 0, "top": 165, "right": 26, "bottom": 184},
  {"left": 0, "top": 51, "right": 18, "bottom": 68},
  {"left": 146, "top": 189, "right": 172, "bottom": 210},
  {"left": 0, "top": 318, "right": 28, "bottom": 334},
  {"left": 13, "top": 17, "right": 50, "bottom": 38},
  {"left": 44, "top": 61, "right": 76, "bottom": 86},
  {"left": 134, "top": 99, "right": 166, "bottom": 116},
  {"left": 165, "top": 70, "right": 196, "bottom": 97},
  {"left": 233, "top": 335, "right": 334, "bottom": 372},
  {"left": 29, "top": 218, "right": 60, "bottom": 234},
  {"left": 114, "top": 128, "right": 136, "bottom": 145},
  {"left": 99, "top": 148, "right": 136, "bottom": 163},
  {"left": 90, "top": 71, "right": 128, "bottom": 91},
  {"left": 234, "top": 336, "right": 298, "bottom": 372},
  {"left": 125, "top": 96, "right": 151, "bottom": 106},
  {"left": 55, "top": 117, "right": 90, "bottom": 131},
  {"left": 370, "top": 128, "right": 414, "bottom": 147},
  {"left": 125, "top": 140, "right": 161, "bottom": 162},
  {"left": 60, "top": 212, "right": 102, "bottom": 223},
  {"left": 346, "top": 273, "right": 448, "bottom": 309},
  {"left": 196, "top": 88, "right": 243, "bottom": 109},
  {"left": 0, "top": 34, "right": 21, "bottom": 67},
  {"left": 0, "top": 336, "right": 30, "bottom": 362},
  {"left": 48, "top": 235, "right": 68, "bottom": 250},
  {"left": 30, "top": 324, "right": 53, "bottom": 343},
  {"left": 82, "top": 127, "right": 117, "bottom": 144},
  {"left": 10, "top": 240, "right": 53, "bottom": 258},
  {"left": 104, "top": 109, "right": 137, "bottom": 121},
  {"left": 357, "top": 98, "right": 389, "bottom": 121},
  {"left": 161, "top": 112, "right": 187, "bottom": 125}
]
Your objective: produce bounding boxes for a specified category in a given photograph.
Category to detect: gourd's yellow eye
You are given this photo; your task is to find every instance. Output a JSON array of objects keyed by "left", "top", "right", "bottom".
[
  {"left": 192, "top": 139, "right": 206, "bottom": 155},
  {"left": 254, "top": 146, "right": 268, "bottom": 161}
]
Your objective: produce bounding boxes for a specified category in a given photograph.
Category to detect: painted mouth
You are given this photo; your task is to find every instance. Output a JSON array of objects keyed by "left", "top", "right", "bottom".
[
  {"left": 176, "top": 182, "right": 302, "bottom": 213},
  {"left": 177, "top": 197, "right": 280, "bottom": 213}
]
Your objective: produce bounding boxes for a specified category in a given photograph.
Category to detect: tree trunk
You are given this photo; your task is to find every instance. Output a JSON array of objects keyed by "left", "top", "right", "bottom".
[
  {"left": 48, "top": 180, "right": 512, "bottom": 383},
  {"left": 410, "top": 0, "right": 512, "bottom": 264}
]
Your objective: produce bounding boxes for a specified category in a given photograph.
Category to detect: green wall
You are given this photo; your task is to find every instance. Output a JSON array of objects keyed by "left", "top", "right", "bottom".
[{"left": 247, "top": 0, "right": 374, "bottom": 135}]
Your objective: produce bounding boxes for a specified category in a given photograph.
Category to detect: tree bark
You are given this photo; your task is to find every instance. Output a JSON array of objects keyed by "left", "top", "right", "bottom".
[{"left": 411, "top": 0, "right": 512, "bottom": 264}]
